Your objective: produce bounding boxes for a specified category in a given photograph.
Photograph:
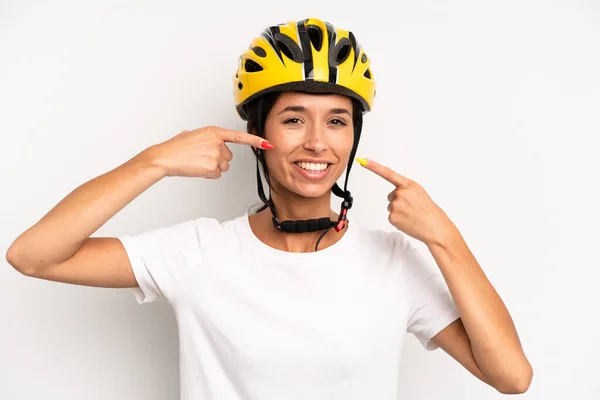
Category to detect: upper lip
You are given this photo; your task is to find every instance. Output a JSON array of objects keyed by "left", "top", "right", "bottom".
[{"left": 294, "top": 159, "right": 333, "bottom": 164}]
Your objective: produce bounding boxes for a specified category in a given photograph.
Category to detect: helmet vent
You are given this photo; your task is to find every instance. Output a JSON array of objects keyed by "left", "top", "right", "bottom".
[
  {"left": 274, "top": 33, "right": 305, "bottom": 63},
  {"left": 361, "top": 53, "right": 367, "bottom": 63},
  {"left": 244, "top": 59, "right": 264, "bottom": 72},
  {"left": 252, "top": 46, "right": 267, "bottom": 57},
  {"left": 306, "top": 25, "right": 323, "bottom": 51},
  {"left": 364, "top": 68, "right": 372, "bottom": 79},
  {"left": 331, "top": 37, "right": 351, "bottom": 65}
]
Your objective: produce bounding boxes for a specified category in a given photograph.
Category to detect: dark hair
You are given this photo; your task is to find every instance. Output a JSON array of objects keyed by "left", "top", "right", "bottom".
[
  {"left": 245, "top": 91, "right": 364, "bottom": 215},
  {"left": 245, "top": 91, "right": 282, "bottom": 213}
]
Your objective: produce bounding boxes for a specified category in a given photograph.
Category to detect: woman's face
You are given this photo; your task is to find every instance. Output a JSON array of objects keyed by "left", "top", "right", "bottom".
[{"left": 263, "top": 91, "right": 355, "bottom": 199}]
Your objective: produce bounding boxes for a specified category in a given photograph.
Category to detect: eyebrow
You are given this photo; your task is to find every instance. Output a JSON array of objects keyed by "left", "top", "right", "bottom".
[{"left": 276, "top": 106, "right": 352, "bottom": 117}]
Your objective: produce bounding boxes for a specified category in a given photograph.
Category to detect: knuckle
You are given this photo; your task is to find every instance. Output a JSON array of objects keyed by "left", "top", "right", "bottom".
[{"left": 208, "top": 127, "right": 223, "bottom": 139}]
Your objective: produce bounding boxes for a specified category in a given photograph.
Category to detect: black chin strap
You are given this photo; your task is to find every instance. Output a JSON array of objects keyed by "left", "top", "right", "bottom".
[{"left": 254, "top": 97, "right": 363, "bottom": 251}]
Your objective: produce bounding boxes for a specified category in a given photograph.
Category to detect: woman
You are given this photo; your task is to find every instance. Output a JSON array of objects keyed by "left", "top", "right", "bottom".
[{"left": 6, "top": 18, "right": 532, "bottom": 399}]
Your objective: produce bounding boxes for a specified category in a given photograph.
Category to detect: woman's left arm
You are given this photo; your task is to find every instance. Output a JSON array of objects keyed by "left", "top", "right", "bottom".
[
  {"left": 427, "top": 229, "right": 533, "bottom": 394},
  {"left": 355, "top": 157, "right": 533, "bottom": 394}
]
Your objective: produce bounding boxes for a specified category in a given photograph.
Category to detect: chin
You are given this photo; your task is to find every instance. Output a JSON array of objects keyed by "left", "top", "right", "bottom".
[
  {"left": 288, "top": 172, "right": 344, "bottom": 199},
  {"left": 272, "top": 176, "right": 337, "bottom": 200},
  {"left": 292, "top": 184, "right": 332, "bottom": 199}
]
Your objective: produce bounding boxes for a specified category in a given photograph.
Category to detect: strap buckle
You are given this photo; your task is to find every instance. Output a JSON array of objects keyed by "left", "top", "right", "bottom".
[
  {"left": 342, "top": 194, "right": 353, "bottom": 210},
  {"left": 335, "top": 192, "right": 353, "bottom": 232}
]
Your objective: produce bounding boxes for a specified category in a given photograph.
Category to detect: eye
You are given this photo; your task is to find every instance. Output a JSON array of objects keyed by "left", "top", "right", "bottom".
[
  {"left": 330, "top": 118, "right": 347, "bottom": 126},
  {"left": 284, "top": 117, "right": 302, "bottom": 125}
]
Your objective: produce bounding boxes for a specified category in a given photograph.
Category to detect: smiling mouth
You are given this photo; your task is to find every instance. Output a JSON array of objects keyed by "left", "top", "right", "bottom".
[
  {"left": 292, "top": 161, "right": 333, "bottom": 182},
  {"left": 294, "top": 161, "right": 331, "bottom": 172}
]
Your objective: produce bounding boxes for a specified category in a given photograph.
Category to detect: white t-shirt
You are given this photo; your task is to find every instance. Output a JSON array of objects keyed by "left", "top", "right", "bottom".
[{"left": 118, "top": 212, "right": 460, "bottom": 400}]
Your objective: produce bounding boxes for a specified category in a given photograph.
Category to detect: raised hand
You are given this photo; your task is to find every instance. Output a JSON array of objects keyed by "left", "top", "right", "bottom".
[
  {"left": 147, "top": 126, "right": 274, "bottom": 179},
  {"left": 356, "top": 157, "right": 458, "bottom": 246}
]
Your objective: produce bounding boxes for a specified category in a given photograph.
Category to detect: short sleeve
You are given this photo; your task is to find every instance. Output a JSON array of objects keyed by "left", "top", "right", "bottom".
[
  {"left": 118, "top": 219, "right": 201, "bottom": 305},
  {"left": 401, "top": 239, "right": 461, "bottom": 351}
]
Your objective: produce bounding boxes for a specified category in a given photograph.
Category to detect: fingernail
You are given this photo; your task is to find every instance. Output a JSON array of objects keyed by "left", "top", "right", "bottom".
[
  {"left": 355, "top": 157, "right": 368, "bottom": 166},
  {"left": 261, "top": 141, "right": 274, "bottom": 150}
]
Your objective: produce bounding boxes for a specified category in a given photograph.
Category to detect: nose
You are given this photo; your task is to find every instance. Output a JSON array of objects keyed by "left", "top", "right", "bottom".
[{"left": 302, "top": 124, "right": 329, "bottom": 154}]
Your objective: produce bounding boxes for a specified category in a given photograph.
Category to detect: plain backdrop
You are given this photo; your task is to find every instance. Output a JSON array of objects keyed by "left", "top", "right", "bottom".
[{"left": 1, "top": 1, "right": 599, "bottom": 399}]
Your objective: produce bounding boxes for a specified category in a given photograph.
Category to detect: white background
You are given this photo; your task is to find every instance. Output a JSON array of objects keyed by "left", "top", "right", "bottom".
[{"left": 1, "top": 1, "right": 599, "bottom": 399}]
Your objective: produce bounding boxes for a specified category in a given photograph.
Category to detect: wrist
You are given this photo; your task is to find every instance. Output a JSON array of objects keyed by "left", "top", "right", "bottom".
[
  {"left": 133, "top": 145, "right": 169, "bottom": 179},
  {"left": 426, "top": 222, "right": 462, "bottom": 250}
]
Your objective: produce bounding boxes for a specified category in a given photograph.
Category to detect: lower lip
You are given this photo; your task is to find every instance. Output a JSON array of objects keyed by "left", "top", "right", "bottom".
[{"left": 293, "top": 163, "right": 332, "bottom": 181}]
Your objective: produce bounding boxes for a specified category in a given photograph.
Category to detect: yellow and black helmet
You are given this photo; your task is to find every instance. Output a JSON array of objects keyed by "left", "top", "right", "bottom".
[{"left": 233, "top": 18, "right": 376, "bottom": 120}]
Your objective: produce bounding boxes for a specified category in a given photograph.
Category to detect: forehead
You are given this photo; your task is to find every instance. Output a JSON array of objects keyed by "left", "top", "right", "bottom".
[{"left": 273, "top": 91, "right": 352, "bottom": 111}]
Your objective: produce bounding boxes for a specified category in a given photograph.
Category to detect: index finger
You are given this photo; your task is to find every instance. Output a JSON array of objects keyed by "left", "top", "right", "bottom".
[
  {"left": 356, "top": 158, "right": 411, "bottom": 187},
  {"left": 216, "top": 128, "right": 273, "bottom": 149}
]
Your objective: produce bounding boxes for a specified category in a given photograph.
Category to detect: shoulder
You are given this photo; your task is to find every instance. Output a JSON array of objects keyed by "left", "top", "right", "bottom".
[
  {"left": 122, "top": 213, "right": 243, "bottom": 247},
  {"left": 185, "top": 213, "right": 247, "bottom": 244},
  {"left": 352, "top": 223, "right": 437, "bottom": 279},
  {"left": 352, "top": 222, "right": 413, "bottom": 258}
]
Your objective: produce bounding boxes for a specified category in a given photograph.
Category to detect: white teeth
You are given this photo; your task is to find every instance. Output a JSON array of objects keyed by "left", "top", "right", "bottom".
[{"left": 296, "top": 162, "right": 328, "bottom": 172}]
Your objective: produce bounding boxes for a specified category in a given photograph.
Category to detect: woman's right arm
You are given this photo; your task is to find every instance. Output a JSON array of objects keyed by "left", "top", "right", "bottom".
[
  {"left": 5, "top": 149, "right": 164, "bottom": 287},
  {"left": 5, "top": 127, "right": 270, "bottom": 288}
]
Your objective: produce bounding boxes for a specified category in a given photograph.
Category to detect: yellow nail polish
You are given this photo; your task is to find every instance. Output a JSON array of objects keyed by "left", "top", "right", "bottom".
[{"left": 355, "top": 157, "right": 368, "bottom": 166}]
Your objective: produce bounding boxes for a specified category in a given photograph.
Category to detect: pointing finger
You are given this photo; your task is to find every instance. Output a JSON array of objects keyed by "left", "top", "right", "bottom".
[
  {"left": 216, "top": 128, "right": 274, "bottom": 150},
  {"left": 355, "top": 157, "right": 411, "bottom": 187}
]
